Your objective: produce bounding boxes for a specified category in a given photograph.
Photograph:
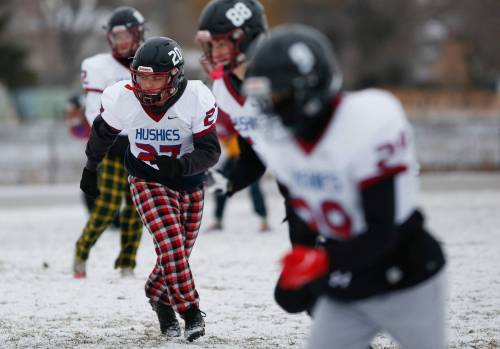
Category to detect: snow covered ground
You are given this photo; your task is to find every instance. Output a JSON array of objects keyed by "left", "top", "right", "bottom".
[{"left": 0, "top": 173, "right": 499, "bottom": 348}]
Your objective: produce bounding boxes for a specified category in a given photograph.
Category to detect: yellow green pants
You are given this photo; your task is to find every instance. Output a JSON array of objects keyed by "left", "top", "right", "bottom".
[{"left": 75, "top": 155, "right": 142, "bottom": 269}]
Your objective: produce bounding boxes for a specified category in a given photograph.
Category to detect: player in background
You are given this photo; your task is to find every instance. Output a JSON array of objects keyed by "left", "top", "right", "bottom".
[
  {"left": 80, "top": 37, "right": 220, "bottom": 342},
  {"left": 195, "top": 0, "right": 268, "bottom": 196},
  {"left": 206, "top": 109, "right": 270, "bottom": 232},
  {"left": 244, "top": 24, "right": 447, "bottom": 349},
  {"left": 73, "top": 6, "right": 145, "bottom": 278},
  {"left": 196, "top": 0, "right": 318, "bottom": 316},
  {"left": 196, "top": 0, "right": 312, "bottom": 239},
  {"left": 65, "top": 94, "right": 122, "bottom": 228}
]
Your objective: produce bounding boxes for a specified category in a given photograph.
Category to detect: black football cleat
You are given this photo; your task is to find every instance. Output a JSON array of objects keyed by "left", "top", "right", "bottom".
[
  {"left": 182, "top": 307, "right": 206, "bottom": 342},
  {"left": 150, "top": 300, "right": 181, "bottom": 337}
]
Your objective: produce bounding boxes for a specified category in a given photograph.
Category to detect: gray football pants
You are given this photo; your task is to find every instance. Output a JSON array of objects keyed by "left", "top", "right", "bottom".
[{"left": 307, "top": 269, "right": 447, "bottom": 349}]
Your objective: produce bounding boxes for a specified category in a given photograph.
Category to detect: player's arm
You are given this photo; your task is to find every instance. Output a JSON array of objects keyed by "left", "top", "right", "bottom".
[
  {"left": 178, "top": 130, "right": 221, "bottom": 176},
  {"left": 277, "top": 175, "right": 399, "bottom": 291},
  {"left": 225, "top": 135, "right": 266, "bottom": 194},
  {"left": 155, "top": 83, "right": 221, "bottom": 178},
  {"left": 323, "top": 175, "right": 398, "bottom": 272},
  {"left": 80, "top": 115, "right": 121, "bottom": 198},
  {"left": 184, "top": 82, "right": 222, "bottom": 174},
  {"left": 85, "top": 115, "right": 121, "bottom": 171},
  {"left": 80, "top": 85, "right": 124, "bottom": 197}
]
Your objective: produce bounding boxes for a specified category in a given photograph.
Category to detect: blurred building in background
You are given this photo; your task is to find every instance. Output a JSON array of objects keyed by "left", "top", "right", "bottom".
[{"left": 0, "top": 0, "right": 499, "bottom": 183}]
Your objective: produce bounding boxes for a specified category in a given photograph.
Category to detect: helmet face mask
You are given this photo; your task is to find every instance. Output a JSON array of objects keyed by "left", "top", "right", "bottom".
[
  {"left": 244, "top": 76, "right": 304, "bottom": 131},
  {"left": 107, "top": 27, "right": 142, "bottom": 58},
  {"left": 130, "top": 37, "right": 185, "bottom": 106},
  {"left": 195, "top": 29, "right": 245, "bottom": 78},
  {"left": 131, "top": 67, "right": 182, "bottom": 106},
  {"left": 196, "top": 0, "right": 267, "bottom": 78}
]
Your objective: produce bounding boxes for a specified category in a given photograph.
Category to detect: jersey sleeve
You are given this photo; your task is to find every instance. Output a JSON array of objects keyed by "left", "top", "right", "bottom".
[
  {"left": 350, "top": 98, "right": 411, "bottom": 189},
  {"left": 99, "top": 85, "right": 124, "bottom": 131},
  {"left": 81, "top": 57, "right": 107, "bottom": 125},
  {"left": 192, "top": 82, "right": 218, "bottom": 138},
  {"left": 84, "top": 92, "right": 102, "bottom": 125}
]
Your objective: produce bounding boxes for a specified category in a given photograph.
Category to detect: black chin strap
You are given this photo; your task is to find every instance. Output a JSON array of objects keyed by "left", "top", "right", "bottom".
[{"left": 296, "top": 94, "right": 340, "bottom": 141}]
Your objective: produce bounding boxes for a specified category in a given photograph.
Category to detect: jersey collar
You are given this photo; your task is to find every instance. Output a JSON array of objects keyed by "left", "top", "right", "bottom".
[
  {"left": 294, "top": 94, "right": 342, "bottom": 155},
  {"left": 223, "top": 73, "right": 246, "bottom": 106}
]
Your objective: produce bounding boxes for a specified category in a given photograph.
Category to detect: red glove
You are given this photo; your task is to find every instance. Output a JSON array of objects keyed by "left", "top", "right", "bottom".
[{"left": 278, "top": 245, "right": 329, "bottom": 290}]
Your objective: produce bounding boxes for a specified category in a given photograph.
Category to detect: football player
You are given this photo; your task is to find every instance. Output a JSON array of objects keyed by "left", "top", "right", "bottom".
[
  {"left": 73, "top": 6, "right": 145, "bottom": 278},
  {"left": 244, "top": 24, "right": 447, "bottom": 349},
  {"left": 80, "top": 36, "right": 220, "bottom": 342},
  {"left": 195, "top": 0, "right": 319, "bottom": 317},
  {"left": 195, "top": 0, "right": 268, "bottom": 194}
]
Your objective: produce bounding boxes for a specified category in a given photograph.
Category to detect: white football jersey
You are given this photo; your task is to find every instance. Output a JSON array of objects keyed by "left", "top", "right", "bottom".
[
  {"left": 81, "top": 53, "right": 131, "bottom": 125},
  {"left": 100, "top": 80, "right": 217, "bottom": 171},
  {"left": 256, "top": 89, "right": 419, "bottom": 240},
  {"left": 211, "top": 76, "right": 267, "bottom": 160}
]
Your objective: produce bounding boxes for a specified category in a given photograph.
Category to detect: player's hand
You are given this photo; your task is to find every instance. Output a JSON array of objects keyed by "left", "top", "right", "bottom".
[
  {"left": 278, "top": 245, "right": 329, "bottom": 290},
  {"left": 152, "top": 155, "right": 183, "bottom": 178},
  {"left": 80, "top": 168, "right": 99, "bottom": 198},
  {"left": 205, "top": 169, "right": 231, "bottom": 195}
]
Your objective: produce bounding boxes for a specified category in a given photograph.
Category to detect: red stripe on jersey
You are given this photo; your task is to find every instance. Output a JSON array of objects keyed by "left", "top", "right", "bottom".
[
  {"left": 193, "top": 124, "right": 216, "bottom": 138},
  {"left": 223, "top": 74, "right": 246, "bottom": 106},
  {"left": 216, "top": 107, "right": 238, "bottom": 139},
  {"left": 84, "top": 87, "right": 104, "bottom": 93},
  {"left": 358, "top": 165, "right": 407, "bottom": 189}
]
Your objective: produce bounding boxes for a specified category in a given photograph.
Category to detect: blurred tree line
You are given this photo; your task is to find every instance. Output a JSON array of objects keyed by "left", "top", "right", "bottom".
[
  {"left": 0, "top": 1, "right": 36, "bottom": 87},
  {"left": 1, "top": 0, "right": 500, "bottom": 90}
]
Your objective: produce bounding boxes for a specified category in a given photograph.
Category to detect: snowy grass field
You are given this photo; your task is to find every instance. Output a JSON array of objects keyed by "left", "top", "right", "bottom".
[{"left": 0, "top": 173, "right": 499, "bottom": 348}]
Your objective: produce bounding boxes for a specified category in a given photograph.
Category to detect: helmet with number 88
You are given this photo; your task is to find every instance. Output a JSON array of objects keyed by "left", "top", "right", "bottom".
[
  {"left": 130, "top": 37, "right": 185, "bottom": 106},
  {"left": 195, "top": 0, "right": 268, "bottom": 77}
]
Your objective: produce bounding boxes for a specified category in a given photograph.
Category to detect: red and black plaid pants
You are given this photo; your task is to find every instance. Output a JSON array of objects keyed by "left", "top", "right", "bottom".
[{"left": 129, "top": 176, "right": 204, "bottom": 314}]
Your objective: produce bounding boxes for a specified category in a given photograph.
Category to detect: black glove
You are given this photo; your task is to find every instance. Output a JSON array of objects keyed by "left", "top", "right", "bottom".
[
  {"left": 80, "top": 168, "right": 99, "bottom": 198},
  {"left": 274, "top": 275, "right": 325, "bottom": 316},
  {"left": 152, "top": 155, "right": 183, "bottom": 178}
]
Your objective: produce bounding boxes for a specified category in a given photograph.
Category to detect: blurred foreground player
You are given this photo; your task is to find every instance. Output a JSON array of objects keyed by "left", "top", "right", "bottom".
[{"left": 244, "top": 24, "right": 447, "bottom": 349}]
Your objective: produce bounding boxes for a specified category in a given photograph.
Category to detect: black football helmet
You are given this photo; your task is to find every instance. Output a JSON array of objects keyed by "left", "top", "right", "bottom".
[
  {"left": 195, "top": 0, "right": 268, "bottom": 78},
  {"left": 244, "top": 24, "right": 342, "bottom": 133},
  {"left": 130, "top": 37, "right": 185, "bottom": 106},
  {"left": 105, "top": 6, "right": 146, "bottom": 60}
]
